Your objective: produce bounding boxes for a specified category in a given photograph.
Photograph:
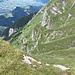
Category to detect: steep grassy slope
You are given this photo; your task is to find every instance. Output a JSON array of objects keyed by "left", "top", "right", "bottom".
[
  {"left": 2, "top": 0, "right": 75, "bottom": 74},
  {"left": 0, "top": 40, "right": 28, "bottom": 75},
  {"left": 0, "top": 40, "right": 75, "bottom": 75},
  {"left": 11, "top": 0, "right": 75, "bottom": 54}
]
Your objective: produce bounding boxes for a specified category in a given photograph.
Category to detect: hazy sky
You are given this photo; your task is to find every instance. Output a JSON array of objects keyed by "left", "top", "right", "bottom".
[{"left": 0, "top": 0, "right": 50, "bottom": 11}]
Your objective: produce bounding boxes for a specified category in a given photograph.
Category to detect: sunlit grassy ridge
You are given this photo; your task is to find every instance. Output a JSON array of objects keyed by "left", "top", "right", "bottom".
[{"left": 0, "top": 40, "right": 75, "bottom": 75}]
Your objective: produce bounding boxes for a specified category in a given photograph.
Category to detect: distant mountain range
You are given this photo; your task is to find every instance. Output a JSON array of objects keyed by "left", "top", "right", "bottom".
[
  {"left": 0, "top": 0, "right": 49, "bottom": 15},
  {"left": 3, "top": 13, "right": 36, "bottom": 38},
  {"left": 0, "top": 6, "right": 42, "bottom": 27},
  {"left": 0, "top": 5, "right": 42, "bottom": 36},
  {"left": 0, "top": 0, "right": 50, "bottom": 36}
]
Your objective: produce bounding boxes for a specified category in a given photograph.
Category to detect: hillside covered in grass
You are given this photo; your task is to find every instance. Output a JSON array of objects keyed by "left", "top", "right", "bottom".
[
  {"left": 11, "top": 0, "right": 75, "bottom": 54},
  {"left": 0, "top": 39, "right": 75, "bottom": 75},
  {"left": 1, "top": 0, "right": 75, "bottom": 75}
]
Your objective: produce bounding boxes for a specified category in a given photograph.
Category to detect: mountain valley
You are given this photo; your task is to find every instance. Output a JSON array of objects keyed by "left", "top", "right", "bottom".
[{"left": 0, "top": 0, "right": 75, "bottom": 75}]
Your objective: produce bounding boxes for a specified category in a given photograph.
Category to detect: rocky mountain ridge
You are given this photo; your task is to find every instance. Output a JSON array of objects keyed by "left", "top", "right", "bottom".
[{"left": 10, "top": 0, "right": 75, "bottom": 54}]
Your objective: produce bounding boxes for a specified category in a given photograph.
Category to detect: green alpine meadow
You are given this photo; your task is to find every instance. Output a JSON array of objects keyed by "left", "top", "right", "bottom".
[{"left": 0, "top": 0, "right": 75, "bottom": 75}]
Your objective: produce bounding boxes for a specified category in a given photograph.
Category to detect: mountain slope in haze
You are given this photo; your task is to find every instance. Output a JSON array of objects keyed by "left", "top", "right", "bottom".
[
  {"left": 0, "top": 26, "right": 6, "bottom": 36},
  {"left": 2, "top": 13, "right": 36, "bottom": 39},
  {"left": 0, "top": 6, "right": 42, "bottom": 27},
  {"left": 0, "top": 6, "right": 42, "bottom": 36}
]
